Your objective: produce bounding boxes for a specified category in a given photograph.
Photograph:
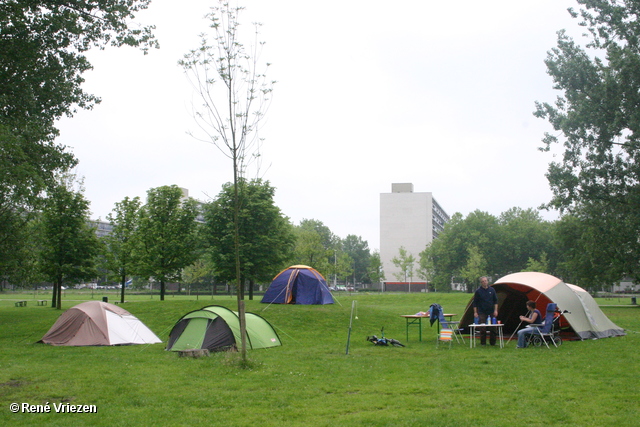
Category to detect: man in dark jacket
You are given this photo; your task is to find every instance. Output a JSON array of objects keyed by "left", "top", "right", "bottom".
[{"left": 473, "top": 276, "right": 498, "bottom": 346}]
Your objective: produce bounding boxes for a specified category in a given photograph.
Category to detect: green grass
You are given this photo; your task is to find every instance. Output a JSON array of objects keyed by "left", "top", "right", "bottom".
[{"left": 0, "top": 292, "right": 638, "bottom": 426}]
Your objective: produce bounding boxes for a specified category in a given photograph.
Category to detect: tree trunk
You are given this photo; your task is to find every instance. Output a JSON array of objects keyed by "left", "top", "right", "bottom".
[
  {"left": 51, "top": 282, "right": 57, "bottom": 308},
  {"left": 56, "top": 281, "right": 62, "bottom": 310},
  {"left": 233, "top": 157, "right": 247, "bottom": 362},
  {"left": 120, "top": 273, "right": 126, "bottom": 303},
  {"left": 238, "top": 299, "right": 247, "bottom": 357}
]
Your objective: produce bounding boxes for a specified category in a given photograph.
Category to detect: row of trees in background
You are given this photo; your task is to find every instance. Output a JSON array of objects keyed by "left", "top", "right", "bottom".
[
  {"left": 291, "top": 219, "right": 381, "bottom": 288},
  {"left": 418, "top": 208, "right": 554, "bottom": 292},
  {"left": 4, "top": 174, "right": 632, "bottom": 303},
  {"left": 0, "top": 182, "right": 201, "bottom": 307},
  {"left": 415, "top": 207, "right": 630, "bottom": 293},
  {"left": 0, "top": 178, "right": 381, "bottom": 305}
]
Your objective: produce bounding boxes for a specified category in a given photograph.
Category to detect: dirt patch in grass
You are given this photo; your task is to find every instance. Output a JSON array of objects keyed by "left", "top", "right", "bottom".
[{"left": 0, "top": 379, "right": 28, "bottom": 388}]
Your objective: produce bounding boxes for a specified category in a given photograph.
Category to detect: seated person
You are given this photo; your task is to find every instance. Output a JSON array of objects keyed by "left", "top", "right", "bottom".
[{"left": 516, "top": 301, "right": 542, "bottom": 348}]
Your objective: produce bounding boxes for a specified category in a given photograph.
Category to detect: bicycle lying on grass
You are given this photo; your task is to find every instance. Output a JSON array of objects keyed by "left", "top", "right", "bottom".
[{"left": 366, "top": 327, "right": 405, "bottom": 347}]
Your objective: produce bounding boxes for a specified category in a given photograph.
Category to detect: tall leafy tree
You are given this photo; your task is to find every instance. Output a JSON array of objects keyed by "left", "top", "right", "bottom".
[
  {"left": 391, "top": 246, "right": 416, "bottom": 282},
  {"left": 104, "top": 196, "right": 142, "bottom": 303},
  {"left": 0, "top": 0, "right": 157, "bottom": 144},
  {"left": 497, "top": 208, "right": 555, "bottom": 274},
  {"left": 342, "top": 235, "right": 371, "bottom": 285},
  {"left": 552, "top": 210, "right": 627, "bottom": 289},
  {"left": 203, "top": 179, "right": 294, "bottom": 300},
  {"left": 523, "top": 252, "right": 550, "bottom": 274},
  {"left": 0, "top": 202, "right": 26, "bottom": 285},
  {"left": 293, "top": 225, "right": 328, "bottom": 271},
  {"left": 417, "top": 249, "right": 435, "bottom": 290},
  {"left": 181, "top": 0, "right": 273, "bottom": 361},
  {"left": 292, "top": 219, "right": 338, "bottom": 275},
  {"left": 534, "top": 0, "right": 640, "bottom": 282},
  {"left": 330, "top": 249, "right": 354, "bottom": 287},
  {"left": 421, "top": 211, "right": 501, "bottom": 290},
  {"left": 182, "top": 255, "right": 216, "bottom": 296},
  {"left": 368, "top": 250, "right": 385, "bottom": 289},
  {"left": 136, "top": 186, "right": 200, "bottom": 301},
  {"left": 1, "top": 1, "right": 157, "bottom": 283},
  {"left": 0, "top": 214, "right": 43, "bottom": 289},
  {"left": 299, "top": 219, "right": 338, "bottom": 251},
  {"left": 38, "top": 178, "right": 101, "bottom": 309},
  {"left": 420, "top": 213, "right": 464, "bottom": 290},
  {"left": 0, "top": 129, "right": 76, "bottom": 281},
  {"left": 458, "top": 245, "right": 488, "bottom": 292}
]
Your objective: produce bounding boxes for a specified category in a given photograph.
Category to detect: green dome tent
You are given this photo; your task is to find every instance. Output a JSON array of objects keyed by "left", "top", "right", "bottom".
[
  {"left": 459, "top": 272, "right": 625, "bottom": 340},
  {"left": 166, "top": 305, "right": 281, "bottom": 352}
]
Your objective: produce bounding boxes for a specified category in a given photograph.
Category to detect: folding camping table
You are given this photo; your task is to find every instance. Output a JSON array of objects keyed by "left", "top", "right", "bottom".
[
  {"left": 468, "top": 323, "right": 504, "bottom": 348},
  {"left": 401, "top": 313, "right": 456, "bottom": 342}
]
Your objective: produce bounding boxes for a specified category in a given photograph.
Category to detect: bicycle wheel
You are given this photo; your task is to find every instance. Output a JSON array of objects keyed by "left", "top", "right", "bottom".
[{"left": 531, "top": 335, "right": 543, "bottom": 347}]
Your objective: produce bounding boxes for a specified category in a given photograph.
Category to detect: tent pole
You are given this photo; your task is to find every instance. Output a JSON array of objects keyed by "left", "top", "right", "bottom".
[{"left": 506, "top": 309, "right": 531, "bottom": 345}]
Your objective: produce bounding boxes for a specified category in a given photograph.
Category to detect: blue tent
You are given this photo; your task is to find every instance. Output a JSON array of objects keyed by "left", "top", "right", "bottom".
[{"left": 261, "top": 265, "right": 334, "bottom": 305}]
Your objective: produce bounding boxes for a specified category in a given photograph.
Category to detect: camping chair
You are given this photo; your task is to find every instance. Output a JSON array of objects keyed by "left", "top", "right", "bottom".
[
  {"left": 528, "top": 303, "right": 563, "bottom": 349},
  {"left": 428, "top": 303, "right": 465, "bottom": 344},
  {"left": 437, "top": 328, "right": 453, "bottom": 349}
]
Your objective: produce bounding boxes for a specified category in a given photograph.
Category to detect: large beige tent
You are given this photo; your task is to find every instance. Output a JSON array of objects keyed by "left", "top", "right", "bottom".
[
  {"left": 40, "top": 301, "right": 161, "bottom": 346},
  {"left": 459, "top": 272, "right": 626, "bottom": 340}
]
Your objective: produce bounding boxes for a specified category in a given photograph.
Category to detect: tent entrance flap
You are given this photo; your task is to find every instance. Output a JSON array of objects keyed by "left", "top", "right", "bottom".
[
  {"left": 202, "top": 317, "right": 236, "bottom": 351},
  {"left": 168, "top": 317, "right": 236, "bottom": 351},
  {"left": 169, "top": 318, "right": 208, "bottom": 350},
  {"left": 286, "top": 269, "right": 299, "bottom": 304}
]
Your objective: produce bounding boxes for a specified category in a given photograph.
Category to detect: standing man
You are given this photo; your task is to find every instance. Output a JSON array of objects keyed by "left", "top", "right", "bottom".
[{"left": 473, "top": 276, "right": 498, "bottom": 346}]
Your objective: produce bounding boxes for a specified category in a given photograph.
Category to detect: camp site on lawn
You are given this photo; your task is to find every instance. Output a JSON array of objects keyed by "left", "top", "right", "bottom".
[
  {"left": 0, "top": 291, "right": 638, "bottom": 426},
  {"left": 458, "top": 272, "right": 626, "bottom": 340}
]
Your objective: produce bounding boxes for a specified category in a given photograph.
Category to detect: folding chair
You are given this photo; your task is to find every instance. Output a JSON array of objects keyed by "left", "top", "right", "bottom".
[
  {"left": 437, "top": 328, "right": 453, "bottom": 349},
  {"left": 444, "top": 319, "right": 465, "bottom": 344},
  {"left": 429, "top": 303, "right": 465, "bottom": 344},
  {"left": 529, "top": 303, "right": 563, "bottom": 349}
]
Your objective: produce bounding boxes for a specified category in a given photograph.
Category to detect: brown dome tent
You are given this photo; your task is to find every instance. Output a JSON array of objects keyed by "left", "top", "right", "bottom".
[{"left": 40, "top": 301, "right": 162, "bottom": 346}]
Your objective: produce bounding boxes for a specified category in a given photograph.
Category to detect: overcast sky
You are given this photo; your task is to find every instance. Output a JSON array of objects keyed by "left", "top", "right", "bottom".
[{"left": 55, "top": 0, "right": 581, "bottom": 251}]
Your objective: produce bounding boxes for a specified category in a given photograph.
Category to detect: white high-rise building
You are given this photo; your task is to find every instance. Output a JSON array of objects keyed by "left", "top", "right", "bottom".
[{"left": 380, "top": 183, "right": 450, "bottom": 284}]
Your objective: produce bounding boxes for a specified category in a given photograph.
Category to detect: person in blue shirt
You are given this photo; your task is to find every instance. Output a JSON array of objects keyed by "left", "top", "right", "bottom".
[
  {"left": 472, "top": 276, "right": 498, "bottom": 346},
  {"left": 516, "top": 300, "right": 542, "bottom": 348}
]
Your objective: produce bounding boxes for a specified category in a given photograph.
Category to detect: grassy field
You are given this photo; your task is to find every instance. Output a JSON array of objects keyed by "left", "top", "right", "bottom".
[{"left": 0, "top": 291, "right": 638, "bottom": 427}]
